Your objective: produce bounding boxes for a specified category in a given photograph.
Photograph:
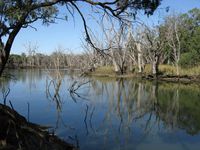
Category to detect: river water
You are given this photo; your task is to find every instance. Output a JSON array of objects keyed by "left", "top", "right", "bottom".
[{"left": 1, "top": 69, "right": 200, "bottom": 150}]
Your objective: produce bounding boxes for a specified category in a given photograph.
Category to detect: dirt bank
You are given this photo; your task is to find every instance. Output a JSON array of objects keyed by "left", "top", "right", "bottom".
[{"left": 0, "top": 104, "right": 76, "bottom": 150}]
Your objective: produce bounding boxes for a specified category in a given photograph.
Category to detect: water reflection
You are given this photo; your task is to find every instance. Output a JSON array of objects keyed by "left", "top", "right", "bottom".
[
  {"left": 1, "top": 71, "right": 200, "bottom": 150},
  {"left": 46, "top": 69, "right": 64, "bottom": 111},
  {"left": 91, "top": 78, "right": 200, "bottom": 135},
  {"left": 87, "top": 78, "right": 200, "bottom": 149}
]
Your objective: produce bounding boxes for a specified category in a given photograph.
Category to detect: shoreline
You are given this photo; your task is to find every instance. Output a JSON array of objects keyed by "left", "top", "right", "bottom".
[
  {"left": 0, "top": 104, "right": 76, "bottom": 150},
  {"left": 86, "top": 72, "right": 200, "bottom": 84}
]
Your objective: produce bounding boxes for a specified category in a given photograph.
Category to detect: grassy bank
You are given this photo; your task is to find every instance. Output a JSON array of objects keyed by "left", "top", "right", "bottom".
[
  {"left": 90, "top": 65, "right": 200, "bottom": 76},
  {"left": 92, "top": 65, "right": 200, "bottom": 76},
  {"left": 144, "top": 65, "right": 200, "bottom": 76},
  {"left": 88, "top": 65, "right": 200, "bottom": 83}
]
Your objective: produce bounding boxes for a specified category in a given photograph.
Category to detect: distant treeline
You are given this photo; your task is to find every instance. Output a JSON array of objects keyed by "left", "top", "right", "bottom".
[{"left": 7, "top": 52, "right": 89, "bottom": 70}]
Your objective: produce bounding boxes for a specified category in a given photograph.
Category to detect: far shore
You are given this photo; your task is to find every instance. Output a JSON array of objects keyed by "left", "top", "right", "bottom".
[
  {"left": 84, "top": 65, "right": 200, "bottom": 84},
  {"left": 86, "top": 72, "right": 200, "bottom": 84}
]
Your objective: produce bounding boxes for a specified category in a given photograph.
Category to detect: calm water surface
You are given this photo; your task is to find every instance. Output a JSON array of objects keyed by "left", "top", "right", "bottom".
[{"left": 1, "top": 69, "right": 200, "bottom": 150}]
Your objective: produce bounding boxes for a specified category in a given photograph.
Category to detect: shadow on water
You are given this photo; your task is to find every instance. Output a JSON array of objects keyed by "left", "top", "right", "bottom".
[{"left": 1, "top": 70, "right": 200, "bottom": 150}]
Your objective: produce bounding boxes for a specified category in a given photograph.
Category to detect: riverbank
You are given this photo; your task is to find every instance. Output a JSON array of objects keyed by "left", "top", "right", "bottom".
[
  {"left": 0, "top": 104, "right": 75, "bottom": 150},
  {"left": 86, "top": 65, "right": 200, "bottom": 84}
]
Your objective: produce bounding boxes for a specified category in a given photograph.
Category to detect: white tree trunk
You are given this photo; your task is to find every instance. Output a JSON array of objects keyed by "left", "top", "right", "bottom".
[
  {"left": 176, "top": 63, "right": 179, "bottom": 76},
  {"left": 152, "top": 61, "right": 157, "bottom": 75},
  {"left": 113, "top": 59, "right": 119, "bottom": 72},
  {"left": 136, "top": 43, "right": 143, "bottom": 73},
  {"left": 152, "top": 53, "right": 159, "bottom": 76}
]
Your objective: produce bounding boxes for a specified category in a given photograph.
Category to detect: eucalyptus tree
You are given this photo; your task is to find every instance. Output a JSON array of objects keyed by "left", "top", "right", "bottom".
[
  {"left": 24, "top": 42, "right": 38, "bottom": 68},
  {"left": 50, "top": 47, "right": 67, "bottom": 69},
  {"left": 143, "top": 26, "right": 165, "bottom": 76},
  {"left": 7, "top": 54, "right": 23, "bottom": 68},
  {"left": 135, "top": 36, "right": 144, "bottom": 73},
  {"left": 127, "top": 25, "right": 146, "bottom": 73},
  {"left": 91, "top": 17, "right": 131, "bottom": 74},
  {"left": 21, "top": 52, "right": 27, "bottom": 67},
  {"left": 0, "top": 0, "right": 161, "bottom": 76},
  {"left": 163, "top": 14, "right": 182, "bottom": 76},
  {"left": 178, "top": 8, "right": 200, "bottom": 67},
  {"left": 34, "top": 53, "right": 46, "bottom": 67},
  {"left": 111, "top": 26, "right": 130, "bottom": 74},
  {"left": 126, "top": 28, "right": 138, "bottom": 72},
  {"left": 81, "top": 35, "right": 106, "bottom": 72}
]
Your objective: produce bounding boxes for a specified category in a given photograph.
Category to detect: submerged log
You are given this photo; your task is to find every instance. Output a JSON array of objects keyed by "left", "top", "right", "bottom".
[{"left": 0, "top": 104, "right": 75, "bottom": 150}]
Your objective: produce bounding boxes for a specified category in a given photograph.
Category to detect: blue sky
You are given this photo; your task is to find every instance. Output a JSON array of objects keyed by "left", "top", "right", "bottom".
[{"left": 11, "top": 0, "right": 200, "bottom": 55}]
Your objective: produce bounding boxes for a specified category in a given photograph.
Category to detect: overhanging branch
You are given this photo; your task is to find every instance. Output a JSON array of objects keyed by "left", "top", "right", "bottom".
[{"left": 71, "top": 1, "right": 110, "bottom": 56}]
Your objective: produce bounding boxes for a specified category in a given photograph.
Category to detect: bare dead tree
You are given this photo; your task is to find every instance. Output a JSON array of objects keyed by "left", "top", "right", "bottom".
[
  {"left": 142, "top": 26, "right": 165, "bottom": 76},
  {"left": 129, "top": 25, "right": 146, "bottom": 73},
  {"left": 126, "top": 31, "right": 138, "bottom": 72},
  {"left": 112, "top": 26, "right": 130, "bottom": 74},
  {"left": 165, "top": 14, "right": 181, "bottom": 76},
  {"left": 24, "top": 42, "right": 39, "bottom": 68},
  {"left": 95, "top": 17, "right": 131, "bottom": 74},
  {"left": 81, "top": 38, "right": 102, "bottom": 72}
]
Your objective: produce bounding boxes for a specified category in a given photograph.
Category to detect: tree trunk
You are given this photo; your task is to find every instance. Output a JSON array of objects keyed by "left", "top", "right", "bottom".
[
  {"left": 136, "top": 43, "right": 143, "bottom": 73},
  {"left": 112, "top": 57, "right": 119, "bottom": 73},
  {"left": 152, "top": 53, "right": 159, "bottom": 77},
  {"left": 0, "top": 24, "right": 22, "bottom": 76},
  {"left": 176, "top": 63, "right": 179, "bottom": 76},
  {"left": 0, "top": 47, "right": 11, "bottom": 76}
]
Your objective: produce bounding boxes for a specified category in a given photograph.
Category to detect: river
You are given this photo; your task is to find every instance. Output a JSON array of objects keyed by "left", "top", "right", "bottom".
[{"left": 1, "top": 69, "right": 200, "bottom": 150}]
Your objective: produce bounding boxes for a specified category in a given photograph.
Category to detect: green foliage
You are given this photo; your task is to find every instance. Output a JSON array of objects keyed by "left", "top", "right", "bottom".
[
  {"left": 160, "top": 8, "right": 200, "bottom": 68},
  {"left": 0, "top": 0, "right": 59, "bottom": 31},
  {"left": 179, "top": 8, "right": 200, "bottom": 66},
  {"left": 8, "top": 54, "right": 23, "bottom": 67},
  {"left": 179, "top": 52, "right": 200, "bottom": 67},
  {"left": 118, "top": 0, "right": 161, "bottom": 16}
]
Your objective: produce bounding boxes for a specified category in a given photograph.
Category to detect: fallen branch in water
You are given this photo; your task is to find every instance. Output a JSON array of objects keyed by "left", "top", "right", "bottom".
[
  {"left": 69, "top": 80, "right": 91, "bottom": 93},
  {"left": 69, "top": 80, "right": 91, "bottom": 103}
]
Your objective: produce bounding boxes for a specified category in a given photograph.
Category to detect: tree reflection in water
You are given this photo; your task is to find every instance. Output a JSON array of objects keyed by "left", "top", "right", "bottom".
[
  {"left": 87, "top": 77, "right": 200, "bottom": 148},
  {"left": 1, "top": 71, "right": 200, "bottom": 149},
  {"left": 45, "top": 69, "right": 76, "bottom": 133}
]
